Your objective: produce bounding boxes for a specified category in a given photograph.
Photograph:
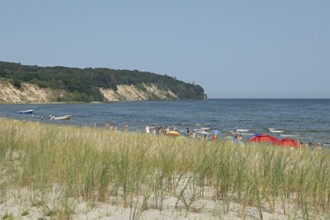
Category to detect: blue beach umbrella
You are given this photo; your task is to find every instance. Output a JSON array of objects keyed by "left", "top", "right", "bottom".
[{"left": 210, "top": 129, "right": 221, "bottom": 135}]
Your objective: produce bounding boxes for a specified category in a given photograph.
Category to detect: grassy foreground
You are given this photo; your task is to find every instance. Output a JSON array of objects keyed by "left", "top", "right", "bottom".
[{"left": 0, "top": 118, "right": 329, "bottom": 219}]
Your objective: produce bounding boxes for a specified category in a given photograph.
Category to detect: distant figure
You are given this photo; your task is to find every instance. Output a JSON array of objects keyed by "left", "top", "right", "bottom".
[
  {"left": 186, "top": 127, "right": 190, "bottom": 135},
  {"left": 305, "top": 142, "right": 312, "bottom": 149},
  {"left": 124, "top": 123, "right": 129, "bottom": 131},
  {"left": 159, "top": 127, "right": 164, "bottom": 135},
  {"left": 232, "top": 131, "right": 240, "bottom": 141},
  {"left": 233, "top": 131, "right": 239, "bottom": 139},
  {"left": 191, "top": 132, "right": 196, "bottom": 138},
  {"left": 237, "top": 134, "right": 243, "bottom": 141},
  {"left": 316, "top": 142, "right": 322, "bottom": 151},
  {"left": 203, "top": 134, "right": 208, "bottom": 140},
  {"left": 165, "top": 126, "right": 170, "bottom": 133},
  {"left": 211, "top": 134, "right": 217, "bottom": 141},
  {"left": 105, "top": 122, "right": 110, "bottom": 129},
  {"left": 145, "top": 125, "right": 150, "bottom": 134},
  {"left": 233, "top": 133, "right": 244, "bottom": 145}
]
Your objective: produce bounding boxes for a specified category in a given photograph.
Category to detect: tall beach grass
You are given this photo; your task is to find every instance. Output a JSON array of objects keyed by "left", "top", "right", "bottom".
[{"left": 0, "top": 117, "right": 329, "bottom": 219}]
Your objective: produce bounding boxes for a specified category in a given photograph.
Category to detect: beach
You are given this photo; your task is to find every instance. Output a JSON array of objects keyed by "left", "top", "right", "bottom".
[
  {"left": 0, "top": 187, "right": 311, "bottom": 220},
  {"left": 0, "top": 117, "right": 329, "bottom": 219}
]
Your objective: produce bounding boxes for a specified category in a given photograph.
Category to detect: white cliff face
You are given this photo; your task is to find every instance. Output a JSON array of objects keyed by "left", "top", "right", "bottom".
[
  {"left": 0, "top": 81, "right": 68, "bottom": 103},
  {"left": 0, "top": 80, "right": 178, "bottom": 103},
  {"left": 99, "top": 83, "right": 178, "bottom": 102}
]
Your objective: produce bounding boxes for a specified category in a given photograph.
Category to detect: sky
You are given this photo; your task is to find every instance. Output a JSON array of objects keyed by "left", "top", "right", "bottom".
[{"left": 1, "top": 1, "right": 329, "bottom": 98}]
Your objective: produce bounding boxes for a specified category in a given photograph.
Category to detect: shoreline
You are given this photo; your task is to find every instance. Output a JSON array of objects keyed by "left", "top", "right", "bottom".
[{"left": 1, "top": 112, "right": 329, "bottom": 149}]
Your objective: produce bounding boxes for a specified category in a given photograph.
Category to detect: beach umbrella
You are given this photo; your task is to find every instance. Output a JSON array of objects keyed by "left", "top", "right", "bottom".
[
  {"left": 166, "top": 131, "right": 180, "bottom": 137},
  {"left": 273, "top": 138, "right": 299, "bottom": 148},
  {"left": 248, "top": 134, "right": 278, "bottom": 143},
  {"left": 210, "top": 129, "right": 221, "bottom": 135}
]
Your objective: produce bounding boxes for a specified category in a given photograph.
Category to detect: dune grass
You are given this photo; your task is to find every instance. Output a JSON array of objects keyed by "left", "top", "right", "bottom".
[{"left": 0, "top": 117, "right": 329, "bottom": 219}]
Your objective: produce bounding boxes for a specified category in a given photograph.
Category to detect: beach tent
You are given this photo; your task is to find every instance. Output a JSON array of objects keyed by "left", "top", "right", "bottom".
[
  {"left": 273, "top": 138, "right": 299, "bottom": 148},
  {"left": 248, "top": 134, "right": 278, "bottom": 143},
  {"left": 166, "top": 131, "right": 180, "bottom": 137}
]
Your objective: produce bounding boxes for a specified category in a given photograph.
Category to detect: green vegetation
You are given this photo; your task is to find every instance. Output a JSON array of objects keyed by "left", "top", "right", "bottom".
[
  {"left": 0, "top": 61, "right": 205, "bottom": 102},
  {"left": 0, "top": 118, "right": 329, "bottom": 219}
]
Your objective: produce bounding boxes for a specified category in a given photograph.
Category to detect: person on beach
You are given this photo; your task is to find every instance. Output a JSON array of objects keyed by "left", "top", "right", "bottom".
[
  {"left": 233, "top": 130, "right": 239, "bottom": 139},
  {"left": 211, "top": 134, "right": 217, "bottom": 141},
  {"left": 145, "top": 125, "right": 150, "bottom": 134},
  {"left": 304, "top": 142, "right": 312, "bottom": 150},
  {"left": 158, "top": 127, "right": 163, "bottom": 135},
  {"left": 237, "top": 134, "right": 242, "bottom": 141},
  {"left": 124, "top": 123, "right": 129, "bottom": 131},
  {"left": 105, "top": 122, "right": 110, "bottom": 129},
  {"left": 186, "top": 127, "right": 190, "bottom": 135},
  {"left": 190, "top": 131, "right": 196, "bottom": 138}
]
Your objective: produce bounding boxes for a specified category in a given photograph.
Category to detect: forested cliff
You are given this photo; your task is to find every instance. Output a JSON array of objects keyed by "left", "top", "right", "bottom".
[{"left": 0, "top": 61, "right": 206, "bottom": 103}]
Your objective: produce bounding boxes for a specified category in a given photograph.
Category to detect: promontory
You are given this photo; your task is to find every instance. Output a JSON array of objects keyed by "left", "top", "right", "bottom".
[{"left": 0, "top": 61, "right": 207, "bottom": 103}]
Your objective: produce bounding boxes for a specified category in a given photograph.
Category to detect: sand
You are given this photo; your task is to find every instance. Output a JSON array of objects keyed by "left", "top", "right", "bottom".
[{"left": 1, "top": 185, "right": 328, "bottom": 220}]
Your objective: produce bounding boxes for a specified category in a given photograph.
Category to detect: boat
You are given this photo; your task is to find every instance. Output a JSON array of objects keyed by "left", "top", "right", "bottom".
[
  {"left": 239, "top": 132, "right": 255, "bottom": 136},
  {"left": 193, "top": 127, "right": 210, "bottom": 132},
  {"left": 50, "top": 115, "right": 71, "bottom": 120},
  {"left": 268, "top": 128, "right": 285, "bottom": 133},
  {"left": 236, "top": 129, "right": 250, "bottom": 133},
  {"left": 19, "top": 109, "right": 34, "bottom": 114},
  {"left": 280, "top": 134, "right": 296, "bottom": 137}
]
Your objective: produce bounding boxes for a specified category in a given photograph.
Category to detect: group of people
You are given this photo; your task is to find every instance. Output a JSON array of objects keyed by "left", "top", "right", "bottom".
[
  {"left": 300, "top": 141, "right": 322, "bottom": 150},
  {"left": 104, "top": 122, "right": 129, "bottom": 131},
  {"left": 145, "top": 125, "right": 176, "bottom": 135},
  {"left": 144, "top": 124, "right": 220, "bottom": 141},
  {"left": 104, "top": 121, "right": 221, "bottom": 141},
  {"left": 103, "top": 122, "right": 325, "bottom": 149}
]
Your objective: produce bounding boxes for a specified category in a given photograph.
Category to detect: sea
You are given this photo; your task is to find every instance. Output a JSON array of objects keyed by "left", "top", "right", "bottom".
[{"left": 1, "top": 99, "right": 330, "bottom": 147}]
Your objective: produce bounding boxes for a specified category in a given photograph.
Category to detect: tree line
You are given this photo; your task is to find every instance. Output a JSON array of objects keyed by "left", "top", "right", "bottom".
[{"left": 0, "top": 61, "right": 205, "bottom": 102}]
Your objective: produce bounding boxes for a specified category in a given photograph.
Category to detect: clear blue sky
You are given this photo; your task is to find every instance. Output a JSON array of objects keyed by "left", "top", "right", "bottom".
[{"left": 1, "top": 1, "right": 329, "bottom": 98}]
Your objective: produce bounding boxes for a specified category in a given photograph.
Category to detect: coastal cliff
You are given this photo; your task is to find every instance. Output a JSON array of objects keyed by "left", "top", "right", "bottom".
[
  {"left": 0, "top": 80, "right": 178, "bottom": 103},
  {"left": 0, "top": 61, "right": 206, "bottom": 103}
]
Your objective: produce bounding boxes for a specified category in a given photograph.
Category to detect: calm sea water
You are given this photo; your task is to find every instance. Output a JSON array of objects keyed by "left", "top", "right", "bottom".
[{"left": 1, "top": 99, "right": 329, "bottom": 146}]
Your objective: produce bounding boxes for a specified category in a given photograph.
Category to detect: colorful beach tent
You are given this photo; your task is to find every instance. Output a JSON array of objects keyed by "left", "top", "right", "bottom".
[
  {"left": 166, "top": 131, "right": 180, "bottom": 137},
  {"left": 273, "top": 138, "right": 299, "bottom": 148},
  {"left": 248, "top": 134, "right": 278, "bottom": 143}
]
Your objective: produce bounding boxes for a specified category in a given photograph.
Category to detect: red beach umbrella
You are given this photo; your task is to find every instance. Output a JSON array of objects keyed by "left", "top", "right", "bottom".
[
  {"left": 273, "top": 138, "right": 299, "bottom": 148},
  {"left": 248, "top": 134, "right": 278, "bottom": 143}
]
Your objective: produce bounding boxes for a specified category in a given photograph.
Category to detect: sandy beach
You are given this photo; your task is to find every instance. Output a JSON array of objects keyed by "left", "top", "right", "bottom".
[
  {"left": 0, "top": 118, "right": 329, "bottom": 220},
  {"left": 0, "top": 186, "right": 319, "bottom": 220}
]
